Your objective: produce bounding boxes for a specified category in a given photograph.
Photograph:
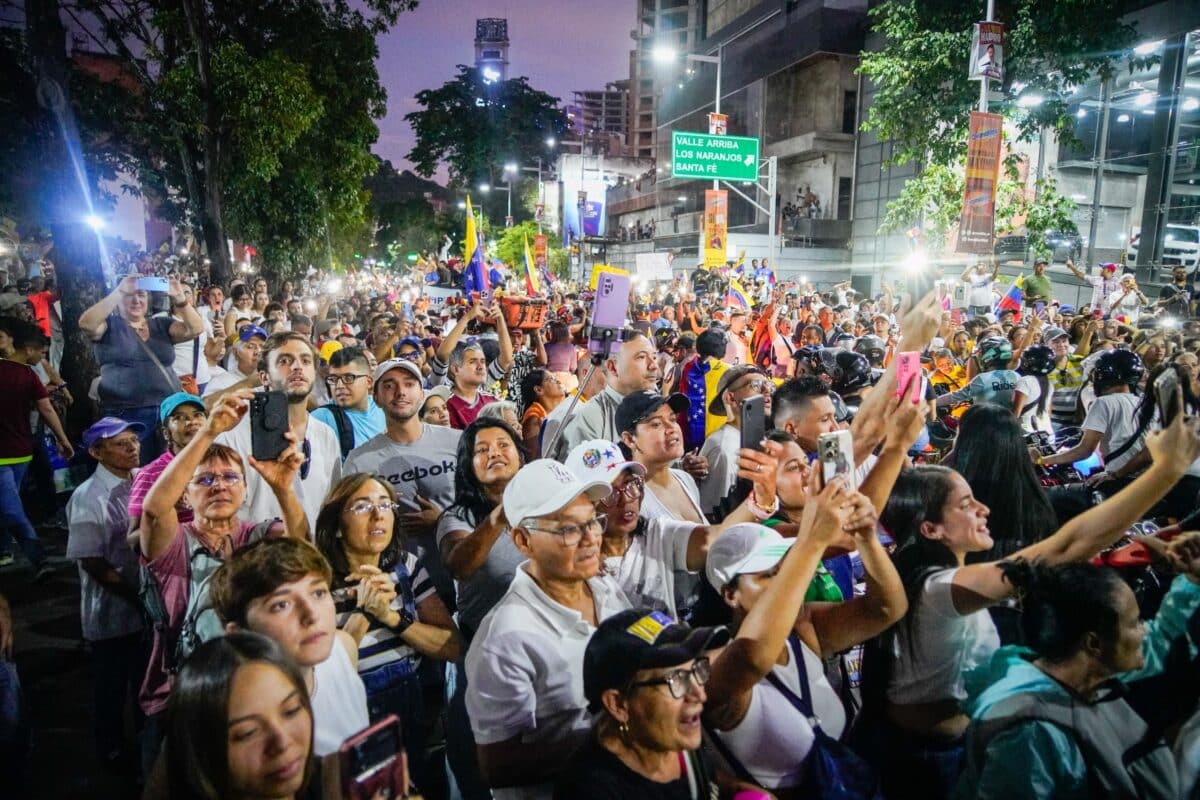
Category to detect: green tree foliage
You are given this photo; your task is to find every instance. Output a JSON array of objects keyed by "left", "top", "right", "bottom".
[
  {"left": 491, "top": 221, "right": 568, "bottom": 284},
  {"left": 406, "top": 66, "right": 568, "bottom": 190}
]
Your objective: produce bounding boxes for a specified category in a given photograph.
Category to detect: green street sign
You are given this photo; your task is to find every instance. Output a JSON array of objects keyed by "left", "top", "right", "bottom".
[{"left": 671, "top": 131, "right": 760, "bottom": 181}]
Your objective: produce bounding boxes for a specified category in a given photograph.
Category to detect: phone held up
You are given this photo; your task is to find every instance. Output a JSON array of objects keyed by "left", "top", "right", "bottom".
[
  {"left": 339, "top": 715, "right": 409, "bottom": 800},
  {"left": 894, "top": 351, "right": 923, "bottom": 403},
  {"left": 249, "top": 390, "right": 290, "bottom": 461},
  {"left": 740, "top": 395, "right": 766, "bottom": 453},
  {"left": 1154, "top": 367, "right": 1182, "bottom": 427},
  {"left": 817, "top": 430, "right": 856, "bottom": 491}
]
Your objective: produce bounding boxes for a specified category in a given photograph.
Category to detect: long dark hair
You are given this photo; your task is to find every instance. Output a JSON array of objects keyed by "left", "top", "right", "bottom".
[
  {"left": 162, "top": 633, "right": 314, "bottom": 800},
  {"left": 520, "top": 368, "right": 549, "bottom": 416},
  {"left": 953, "top": 404, "right": 1056, "bottom": 562},
  {"left": 314, "top": 472, "right": 403, "bottom": 586},
  {"left": 444, "top": 418, "right": 526, "bottom": 526},
  {"left": 999, "top": 559, "right": 1124, "bottom": 663}
]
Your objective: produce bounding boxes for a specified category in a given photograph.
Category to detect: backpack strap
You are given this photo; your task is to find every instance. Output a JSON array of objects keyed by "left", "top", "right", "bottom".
[
  {"left": 763, "top": 633, "right": 824, "bottom": 734},
  {"left": 321, "top": 403, "right": 355, "bottom": 459}
]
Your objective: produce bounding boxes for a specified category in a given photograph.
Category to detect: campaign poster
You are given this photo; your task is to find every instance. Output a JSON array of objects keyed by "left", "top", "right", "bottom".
[
  {"left": 969, "top": 22, "right": 1005, "bottom": 81},
  {"left": 708, "top": 113, "right": 728, "bottom": 135},
  {"left": 533, "top": 234, "right": 548, "bottom": 272},
  {"left": 957, "top": 111, "right": 1004, "bottom": 254},
  {"left": 703, "top": 190, "right": 729, "bottom": 268}
]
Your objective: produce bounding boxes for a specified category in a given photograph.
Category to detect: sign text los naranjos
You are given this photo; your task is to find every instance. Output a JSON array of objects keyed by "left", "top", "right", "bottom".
[{"left": 672, "top": 131, "right": 760, "bottom": 182}]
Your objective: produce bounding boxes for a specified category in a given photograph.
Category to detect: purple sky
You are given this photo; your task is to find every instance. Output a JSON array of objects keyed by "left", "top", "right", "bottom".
[{"left": 373, "top": 0, "right": 633, "bottom": 179}]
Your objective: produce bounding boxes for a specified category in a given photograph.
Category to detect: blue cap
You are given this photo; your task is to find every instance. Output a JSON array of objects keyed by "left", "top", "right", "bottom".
[
  {"left": 159, "top": 391, "right": 206, "bottom": 423},
  {"left": 82, "top": 416, "right": 146, "bottom": 448},
  {"left": 239, "top": 324, "right": 268, "bottom": 342},
  {"left": 397, "top": 336, "right": 422, "bottom": 352}
]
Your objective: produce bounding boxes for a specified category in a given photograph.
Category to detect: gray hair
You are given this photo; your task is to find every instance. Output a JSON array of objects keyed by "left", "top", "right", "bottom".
[
  {"left": 478, "top": 400, "right": 519, "bottom": 422},
  {"left": 450, "top": 341, "right": 485, "bottom": 369}
]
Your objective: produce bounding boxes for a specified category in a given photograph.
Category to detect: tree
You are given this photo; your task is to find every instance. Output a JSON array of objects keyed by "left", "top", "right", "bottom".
[
  {"left": 492, "top": 220, "right": 569, "bottom": 284},
  {"left": 406, "top": 66, "right": 568, "bottom": 191},
  {"left": 60, "top": 0, "right": 417, "bottom": 284}
]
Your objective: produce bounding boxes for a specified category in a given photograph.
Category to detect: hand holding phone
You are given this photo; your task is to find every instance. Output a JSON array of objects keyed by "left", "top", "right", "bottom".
[
  {"left": 249, "top": 391, "right": 290, "bottom": 461},
  {"left": 339, "top": 716, "right": 408, "bottom": 800},
  {"left": 740, "top": 395, "right": 766, "bottom": 452},
  {"left": 817, "top": 430, "right": 856, "bottom": 490},
  {"left": 894, "top": 351, "right": 922, "bottom": 403},
  {"left": 1154, "top": 368, "right": 1182, "bottom": 426},
  {"left": 138, "top": 276, "right": 169, "bottom": 293}
]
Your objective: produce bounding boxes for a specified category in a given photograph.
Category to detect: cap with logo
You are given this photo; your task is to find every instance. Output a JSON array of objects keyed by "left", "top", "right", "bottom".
[
  {"left": 82, "top": 416, "right": 147, "bottom": 449},
  {"left": 583, "top": 608, "right": 730, "bottom": 711},
  {"left": 565, "top": 439, "right": 646, "bottom": 486},
  {"left": 239, "top": 324, "right": 268, "bottom": 343},
  {"left": 705, "top": 523, "right": 793, "bottom": 590},
  {"left": 503, "top": 459, "right": 612, "bottom": 528}
]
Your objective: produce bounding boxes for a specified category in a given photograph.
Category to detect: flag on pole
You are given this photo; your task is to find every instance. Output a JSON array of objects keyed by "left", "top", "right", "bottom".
[
  {"left": 463, "top": 196, "right": 490, "bottom": 297},
  {"left": 726, "top": 276, "right": 753, "bottom": 309},
  {"left": 729, "top": 249, "right": 746, "bottom": 273},
  {"left": 523, "top": 232, "right": 541, "bottom": 295},
  {"left": 995, "top": 274, "right": 1024, "bottom": 319}
]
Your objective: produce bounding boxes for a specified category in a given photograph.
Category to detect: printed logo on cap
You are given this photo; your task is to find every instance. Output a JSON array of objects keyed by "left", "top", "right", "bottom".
[
  {"left": 582, "top": 448, "right": 604, "bottom": 468},
  {"left": 626, "top": 610, "right": 674, "bottom": 644},
  {"left": 546, "top": 462, "right": 576, "bottom": 484}
]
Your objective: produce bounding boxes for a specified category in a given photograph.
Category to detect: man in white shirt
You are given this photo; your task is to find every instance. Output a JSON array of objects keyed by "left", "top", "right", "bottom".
[
  {"left": 215, "top": 331, "right": 341, "bottom": 533},
  {"left": 960, "top": 260, "right": 999, "bottom": 318},
  {"left": 723, "top": 309, "right": 750, "bottom": 365},
  {"left": 466, "top": 459, "right": 630, "bottom": 799},
  {"left": 1066, "top": 258, "right": 1122, "bottom": 313},
  {"left": 699, "top": 365, "right": 773, "bottom": 518},
  {"left": 202, "top": 324, "right": 266, "bottom": 399}
]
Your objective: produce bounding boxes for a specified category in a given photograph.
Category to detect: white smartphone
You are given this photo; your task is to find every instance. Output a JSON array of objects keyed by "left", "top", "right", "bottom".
[{"left": 817, "top": 430, "right": 856, "bottom": 490}]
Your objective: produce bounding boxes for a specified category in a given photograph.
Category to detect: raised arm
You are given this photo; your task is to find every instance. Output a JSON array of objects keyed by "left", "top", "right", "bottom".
[
  {"left": 493, "top": 306, "right": 514, "bottom": 372},
  {"left": 440, "top": 506, "right": 509, "bottom": 581},
  {"left": 79, "top": 275, "right": 139, "bottom": 340},
  {"left": 434, "top": 303, "right": 481, "bottom": 364},
  {"left": 1064, "top": 257, "right": 1086, "bottom": 280},
  {"left": 166, "top": 278, "right": 205, "bottom": 343},
  {"left": 246, "top": 432, "right": 310, "bottom": 539}
]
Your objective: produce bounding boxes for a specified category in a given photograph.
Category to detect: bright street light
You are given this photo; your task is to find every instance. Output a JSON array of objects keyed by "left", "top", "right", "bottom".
[
  {"left": 85, "top": 214, "right": 105, "bottom": 231},
  {"left": 479, "top": 183, "right": 491, "bottom": 193},
  {"left": 1016, "top": 94, "right": 1044, "bottom": 108},
  {"left": 504, "top": 162, "right": 518, "bottom": 173},
  {"left": 545, "top": 137, "right": 556, "bottom": 147},
  {"left": 1184, "top": 97, "right": 1200, "bottom": 112},
  {"left": 1134, "top": 91, "right": 1155, "bottom": 107},
  {"left": 457, "top": 201, "right": 466, "bottom": 209},
  {"left": 651, "top": 45, "right": 677, "bottom": 63}
]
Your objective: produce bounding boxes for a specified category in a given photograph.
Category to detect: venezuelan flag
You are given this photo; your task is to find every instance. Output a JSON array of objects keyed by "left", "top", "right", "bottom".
[
  {"left": 995, "top": 274, "right": 1023, "bottom": 319},
  {"left": 463, "top": 196, "right": 490, "bottom": 297},
  {"left": 726, "top": 276, "right": 753, "bottom": 309},
  {"left": 729, "top": 249, "right": 746, "bottom": 273},
  {"left": 523, "top": 232, "right": 541, "bottom": 295}
]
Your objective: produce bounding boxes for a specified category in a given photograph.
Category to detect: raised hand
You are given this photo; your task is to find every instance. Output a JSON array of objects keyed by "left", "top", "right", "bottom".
[
  {"left": 248, "top": 430, "right": 305, "bottom": 493},
  {"left": 736, "top": 440, "right": 783, "bottom": 509},
  {"left": 206, "top": 389, "right": 253, "bottom": 436},
  {"left": 1145, "top": 408, "right": 1200, "bottom": 475}
]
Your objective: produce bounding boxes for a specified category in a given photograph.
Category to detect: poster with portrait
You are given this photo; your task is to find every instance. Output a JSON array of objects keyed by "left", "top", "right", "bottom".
[
  {"left": 703, "top": 190, "right": 728, "bottom": 268},
  {"left": 969, "top": 22, "right": 1005, "bottom": 82}
]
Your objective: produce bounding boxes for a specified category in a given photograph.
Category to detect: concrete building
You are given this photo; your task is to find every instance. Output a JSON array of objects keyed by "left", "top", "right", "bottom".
[
  {"left": 628, "top": 0, "right": 704, "bottom": 161},
  {"left": 474, "top": 18, "right": 509, "bottom": 83},
  {"left": 563, "top": 81, "right": 632, "bottom": 158},
  {"left": 605, "top": 0, "right": 868, "bottom": 281}
]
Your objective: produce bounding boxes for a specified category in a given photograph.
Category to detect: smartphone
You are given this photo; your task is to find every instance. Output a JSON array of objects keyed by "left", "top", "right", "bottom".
[
  {"left": 817, "top": 430, "right": 857, "bottom": 490},
  {"left": 339, "top": 715, "right": 408, "bottom": 800},
  {"left": 588, "top": 272, "right": 631, "bottom": 358},
  {"left": 1034, "top": 301, "right": 1046, "bottom": 319},
  {"left": 1093, "top": 309, "right": 1104, "bottom": 320},
  {"left": 895, "top": 351, "right": 922, "bottom": 403},
  {"left": 138, "top": 276, "right": 169, "bottom": 293},
  {"left": 740, "top": 395, "right": 766, "bottom": 452},
  {"left": 1154, "top": 367, "right": 1182, "bottom": 426},
  {"left": 394, "top": 496, "right": 422, "bottom": 514},
  {"left": 950, "top": 309, "right": 963, "bottom": 326},
  {"left": 249, "top": 390, "right": 290, "bottom": 461}
]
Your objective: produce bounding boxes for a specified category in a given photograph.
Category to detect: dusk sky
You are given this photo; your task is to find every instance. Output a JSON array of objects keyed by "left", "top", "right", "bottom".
[{"left": 373, "top": 0, "right": 634, "bottom": 179}]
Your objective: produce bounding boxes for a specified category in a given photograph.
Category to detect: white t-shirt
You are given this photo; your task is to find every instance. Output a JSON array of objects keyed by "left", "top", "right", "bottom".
[
  {"left": 964, "top": 274, "right": 993, "bottom": 308},
  {"left": 1081, "top": 392, "right": 1143, "bottom": 473},
  {"left": 641, "top": 468, "right": 705, "bottom": 522},
  {"left": 1104, "top": 287, "right": 1142, "bottom": 324},
  {"left": 1015, "top": 374, "right": 1054, "bottom": 437},
  {"left": 885, "top": 568, "right": 1000, "bottom": 705},
  {"left": 165, "top": 313, "right": 211, "bottom": 384},
  {"left": 214, "top": 410, "right": 342, "bottom": 535},
  {"left": 202, "top": 366, "right": 249, "bottom": 397},
  {"left": 310, "top": 635, "right": 370, "bottom": 756},
  {"left": 604, "top": 517, "right": 696, "bottom": 619},
  {"left": 699, "top": 424, "right": 740, "bottom": 519},
  {"left": 465, "top": 566, "right": 630, "bottom": 800}
]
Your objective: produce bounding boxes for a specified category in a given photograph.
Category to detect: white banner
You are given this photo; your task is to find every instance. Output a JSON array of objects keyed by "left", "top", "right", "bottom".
[
  {"left": 423, "top": 285, "right": 462, "bottom": 308},
  {"left": 635, "top": 252, "right": 676, "bottom": 282}
]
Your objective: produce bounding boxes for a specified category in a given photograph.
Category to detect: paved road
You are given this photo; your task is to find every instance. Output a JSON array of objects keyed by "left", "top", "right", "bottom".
[{"left": 2, "top": 523, "right": 139, "bottom": 800}]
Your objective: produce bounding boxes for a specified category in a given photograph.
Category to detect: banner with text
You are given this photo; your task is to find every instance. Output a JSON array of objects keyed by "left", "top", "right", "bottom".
[
  {"left": 969, "top": 22, "right": 1005, "bottom": 82},
  {"left": 957, "top": 111, "right": 1003, "bottom": 254},
  {"left": 704, "top": 190, "right": 729, "bottom": 268}
]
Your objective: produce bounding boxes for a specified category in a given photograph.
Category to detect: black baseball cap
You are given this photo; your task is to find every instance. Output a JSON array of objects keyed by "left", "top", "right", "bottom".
[
  {"left": 583, "top": 608, "right": 729, "bottom": 712},
  {"left": 615, "top": 391, "right": 690, "bottom": 435}
]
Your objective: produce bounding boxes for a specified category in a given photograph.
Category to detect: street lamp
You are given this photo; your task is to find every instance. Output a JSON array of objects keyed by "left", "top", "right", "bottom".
[
  {"left": 478, "top": 183, "right": 491, "bottom": 193},
  {"left": 653, "top": 44, "right": 722, "bottom": 188},
  {"left": 545, "top": 137, "right": 556, "bottom": 147}
]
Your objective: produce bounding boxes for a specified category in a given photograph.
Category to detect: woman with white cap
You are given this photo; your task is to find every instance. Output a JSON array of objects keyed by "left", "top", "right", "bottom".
[
  {"left": 566, "top": 437, "right": 783, "bottom": 619},
  {"left": 691, "top": 470, "right": 908, "bottom": 798}
]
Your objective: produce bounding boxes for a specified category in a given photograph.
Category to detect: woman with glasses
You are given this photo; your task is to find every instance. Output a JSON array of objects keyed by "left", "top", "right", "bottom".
[
  {"left": 554, "top": 608, "right": 730, "bottom": 799},
  {"left": 314, "top": 472, "right": 461, "bottom": 798},
  {"left": 567, "top": 438, "right": 781, "bottom": 619},
  {"left": 136, "top": 389, "right": 309, "bottom": 773}
]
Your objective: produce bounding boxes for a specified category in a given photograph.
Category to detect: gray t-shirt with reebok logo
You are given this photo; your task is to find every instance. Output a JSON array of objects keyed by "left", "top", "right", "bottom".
[{"left": 343, "top": 423, "right": 462, "bottom": 509}]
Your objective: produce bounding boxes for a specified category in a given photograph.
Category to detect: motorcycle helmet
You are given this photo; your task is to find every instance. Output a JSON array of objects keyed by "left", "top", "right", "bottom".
[
  {"left": 1019, "top": 344, "right": 1056, "bottom": 377},
  {"left": 817, "top": 348, "right": 873, "bottom": 395},
  {"left": 791, "top": 344, "right": 823, "bottom": 376},
  {"left": 1091, "top": 349, "right": 1144, "bottom": 392},
  {"left": 831, "top": 331, "right": 856, "bottom": 350},
  {"left": 853, "top": 335, "right": 887, "bottom": 367},
  {"left": 975, "top": 336, "right": 1013, "bottom": 371},
  {"left": 653, "top": 326, "right": 679, "bottom": 351}
]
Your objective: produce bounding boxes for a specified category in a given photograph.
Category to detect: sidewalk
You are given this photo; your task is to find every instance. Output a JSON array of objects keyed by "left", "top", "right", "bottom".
[{"left": 1, "top": 524, "right": 138, "bottom": 800}]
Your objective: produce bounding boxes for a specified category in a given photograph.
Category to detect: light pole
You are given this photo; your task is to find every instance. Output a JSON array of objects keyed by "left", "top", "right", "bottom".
[
  {"left": 503, "top": 162, "right": 517, "bottom": 224},
  {"left": 653, "top": 44, "right": 722, "bottom": 189}
]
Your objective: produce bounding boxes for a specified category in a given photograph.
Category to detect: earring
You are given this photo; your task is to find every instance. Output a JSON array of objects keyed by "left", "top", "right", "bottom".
[
  {"left": 618, "top": 720, "right": 630, "bottom": 740},
  {"left": 335, "top": 531, "right": 342, "bottom": 539}
]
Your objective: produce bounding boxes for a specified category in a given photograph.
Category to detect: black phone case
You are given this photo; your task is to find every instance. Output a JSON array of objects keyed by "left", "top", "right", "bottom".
[
  {"left": 740, "top": 395, "right": 766, "bottom": 452},
  {"left": 250, "top": 390, "right": 290, "bottom": 461}
]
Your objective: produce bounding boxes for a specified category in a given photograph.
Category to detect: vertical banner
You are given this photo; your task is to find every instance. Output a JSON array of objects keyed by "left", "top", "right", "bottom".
[
  {"left": 969, "top": 22, "right": 1005, "bottom": 81},
  {"left": 703, "top": 189, "right": 729, "bottom": 268},
  {"left": 708, "top": 113, "right": 728, "bottom": 135},
  {"left": 957, "top": 111, "right": 1004, "bottom": 254},
  {"left": 533, "top": 234, "right": 548, "bottom": 272}
]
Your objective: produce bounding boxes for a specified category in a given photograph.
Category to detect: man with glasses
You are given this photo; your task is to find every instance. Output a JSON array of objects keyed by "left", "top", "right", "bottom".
[
  {"left": 66, "top": 417, "right": 147, "bottom": 770},
  {"left": 466, "top": 459, "right": 631, "bottom": 799},
  {"left": 311, "top": 346, "right": 384, "bottom": 460},
  {"left": 201, "top": 323, "right": 267, "bottom": 399},
  {"left": 699, "top": 366, "right": 774, "bottom": 518}
]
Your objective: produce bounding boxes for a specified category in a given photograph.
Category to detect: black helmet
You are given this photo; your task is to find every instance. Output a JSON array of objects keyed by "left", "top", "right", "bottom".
[
  {"left": 854, "top": 335, "right": 887, "bottom": 367},
  {"left": 1091, "top": 349, "right": 1144, "bottom": 392},
  {"left": 1019, "top": 344, "right": 1056, "bottom": 376},
  {"left": 791, "top": 344, "right": 823, "bottom": 375},
  {"left": 652, "top": 326, "right": 678, "bottom": 351},
  {"left": 976, "top": 336, "right": 1013, "bottom": 370},
  {"left": 817, "top": 348, "right": 873, "bottom": 395},
  {"left": 831, "top": 331, "right": 856, "bottom": 349}
]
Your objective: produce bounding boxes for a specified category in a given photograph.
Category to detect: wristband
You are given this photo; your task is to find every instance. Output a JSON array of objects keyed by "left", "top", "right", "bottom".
[
  {"left": 389, "top": 608, "right": 416, "bottom": 635},
  {"left": 748, "top": 491, "right": 779, "bottom": 521}
]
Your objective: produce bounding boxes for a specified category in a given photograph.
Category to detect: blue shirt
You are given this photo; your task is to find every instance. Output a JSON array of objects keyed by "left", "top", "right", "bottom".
[{"left": 311, "top": 398, "right": 386, "bottom": 458}]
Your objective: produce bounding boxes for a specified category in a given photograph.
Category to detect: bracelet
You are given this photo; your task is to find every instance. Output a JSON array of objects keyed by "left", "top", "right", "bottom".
[
  {"left": 388, "top": 608, "right": 415, "bottom": 635},
  {"left": 748, "top": 491, "right": 780, "bottom": 520}
]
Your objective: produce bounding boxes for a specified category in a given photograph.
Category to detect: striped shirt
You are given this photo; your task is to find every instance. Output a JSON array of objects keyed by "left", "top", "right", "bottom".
[
  {"left": 127, "top": 449, "right": 194, "bottom": 525},
  {"left": 334, "top": 552, "right": 436, "bottom": 675},
  {"left": 1048, "top": 355, "right": 1086, "bottom": 424}
]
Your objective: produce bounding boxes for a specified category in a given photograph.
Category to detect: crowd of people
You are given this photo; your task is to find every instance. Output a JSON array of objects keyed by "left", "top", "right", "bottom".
[{"left": 2, "top": 250, "right": 1200, "bottom": 800}]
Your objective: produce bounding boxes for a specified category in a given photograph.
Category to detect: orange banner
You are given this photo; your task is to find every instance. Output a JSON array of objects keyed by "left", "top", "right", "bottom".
[
  {"left": 704, "top": 190, "right": 728, "bottom": 268},
  {"left": 957, "top": 111, "right": 1003, "bottom": 254},
  {"left": 533, "top": 233, "right": 548, "bottom": 273}
]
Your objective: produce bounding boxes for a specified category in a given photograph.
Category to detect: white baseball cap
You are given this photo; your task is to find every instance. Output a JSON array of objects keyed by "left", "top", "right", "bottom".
[
  {"left": 373, "top": 358, "right": 423, "bottom": 385},
  {"left": 503, "top": 459, "right": 613, "bottom": 527},
  {"left": 565, "top": 439, "right": 646, "bottom": 486},
  {"left": 705, "top": 523, "right": 793, "bottom": 590}
]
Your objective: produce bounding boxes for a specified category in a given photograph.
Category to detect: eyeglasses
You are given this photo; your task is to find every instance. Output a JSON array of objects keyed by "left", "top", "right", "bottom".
[
  {"left": 326, "top": 373, "right": 369, "bottom": 387},
  {"left": 627, "top": 657, "right": 711, "bottom": 700},
  {"left": 346, "top": 499, "right": 397, "bottom": 516},
  {"left": 522, "top": 514, "right": 607, "bottom": 546},
  {"left": 191, "top": 471, "right": 244, "bottom": 488},
  {"left": 600, "top": 477, "right": 644, "bottom": 507},
  {"left": 732, "top": 378, "right": 775, "bottom": 395},
  {"left": 396, "top": 350, "right": 422, "bottom": 362}
]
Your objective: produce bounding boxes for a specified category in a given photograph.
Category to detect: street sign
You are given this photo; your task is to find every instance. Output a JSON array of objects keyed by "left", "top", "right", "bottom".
[{"left": 671, "top": 131, "right": 760, "bottom": 182}]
